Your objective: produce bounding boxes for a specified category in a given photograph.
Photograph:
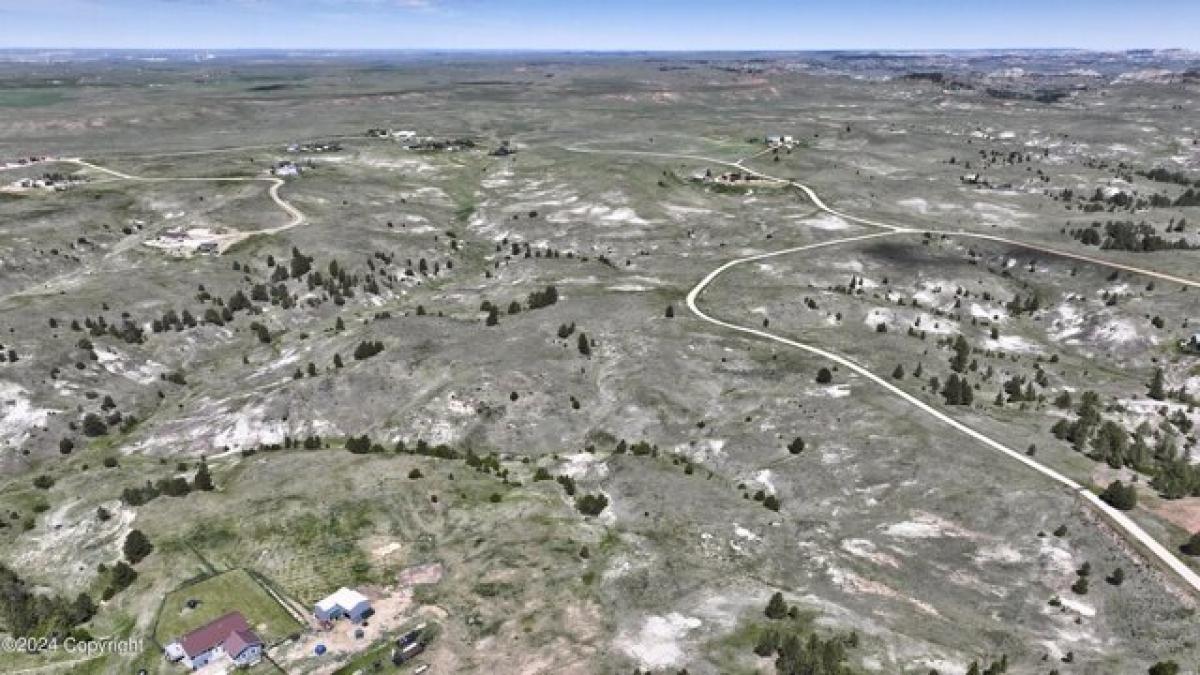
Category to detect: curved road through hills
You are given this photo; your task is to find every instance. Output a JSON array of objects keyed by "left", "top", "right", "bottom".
[
  {"left": 568, "top": 143, "right": 1200, "bottom": 596},
  {"left": 68, "top": 158, "right": 306, "bottom": 242}
]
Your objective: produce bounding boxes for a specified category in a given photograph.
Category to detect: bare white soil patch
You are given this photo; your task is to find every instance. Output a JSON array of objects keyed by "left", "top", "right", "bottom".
[
  {"left": 0, "top": 381, "right": 56, "bottom": 448},
  {"left": 617, "top": 613, "right": 702, "bottom": 670}
]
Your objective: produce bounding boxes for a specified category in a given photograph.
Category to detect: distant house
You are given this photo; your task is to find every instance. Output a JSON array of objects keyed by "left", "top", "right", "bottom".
[
  {"left": 314, "top": 587, "right": 372, "bottom": 623},
  {"left": 765, "top": 135, "right": 782, "bottom": 146},
  {"left": 165, "top": 611, "right": 263, "bottom": 670},
  {"left": 1187, "top": 332, "right": 1200, "bottom": 350}
]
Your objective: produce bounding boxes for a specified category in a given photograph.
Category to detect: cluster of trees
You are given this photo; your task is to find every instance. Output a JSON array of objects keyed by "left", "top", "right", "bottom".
[
  {"left": 481, "top": 285, "right": 559, "bottom": 322},
  {"left": 939, "top": 373, "right": 975, "bottom": 406},
  {"left": 345, "top": 435, "right": 386, "bottom": 454},
  {"left": 575, "top": 493, "right": 609, "bottom": 516},
  {"left": 1175, "top": 188, "right": 1200, "bottom": 207},
  {"left": 1100, "top": 480, "right": 1138, "bottom": 511},
  {"left": 1070, "top": 220, "right": 1195, "bottom": 252},
  {"left": 118, "top": 242, "right": 454, "bottom": 360},
  {"left": 613, "top": 439, "right": 658, "bottom": 457},
  {"left": 525, "top": 285, "right": 560, "bottom": 310},
  {"left": 998, "top": 375, "right": 1038, "bottom": 404},
  {"left": 1004, "top": 293, "right": 1041, "bottom": 316},
  {"left": 0, "top": 564, "right": 95, "bottom": 639},
  {"left": 1151, "top": 455, "right": 1200, "bottom": 499},
  {"left": 352, "top": 340, "right": 384, "bottom": 360},
  {"left": 151, "top": 307, "right": 198, "bottom": 333},
  {"left": 98, "top": 561, "right": 137, "bottom": 601},
  {"left": 961, "top": 658, "right": 1009, "bottom": 675},
  {"left": 1139, "top": 167, "right": 1200, "bottom": 188},
  {"left": 78, "top": 315, "right": 145, "bottom": 344},
  {"left": 748, "top": 488, "right": 781, "bottom": 512},
  {"left": 120, "top": 460, "right": 214, "bottom": 506},
  {"left": 1048, "top": 384, "right": 1200, "bottom": 501},
  {"left": 1050, "top": 391, "right": 1104, "bottom": 452},
  {"left": 755, "top": 593, "right": 859, "bottom": 675}
]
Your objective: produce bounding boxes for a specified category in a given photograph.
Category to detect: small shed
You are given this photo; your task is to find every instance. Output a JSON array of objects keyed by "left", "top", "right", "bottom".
[{"left": 314, "top": 587, "right": 372, "bottom": 623}]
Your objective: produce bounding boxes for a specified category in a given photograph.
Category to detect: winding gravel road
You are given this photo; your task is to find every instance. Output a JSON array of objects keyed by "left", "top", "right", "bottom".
[
  {"left": 570, "top": 143, "right": 1200, "bottom": 595},
  {"left": 68, "top": 158, "right": 306, "bottom": 243}
]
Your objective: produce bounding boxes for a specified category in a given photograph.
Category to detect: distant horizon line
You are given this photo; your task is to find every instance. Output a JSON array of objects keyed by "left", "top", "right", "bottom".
[{"left": 1, "top": 47, "right": 1195, "bottom": 54}]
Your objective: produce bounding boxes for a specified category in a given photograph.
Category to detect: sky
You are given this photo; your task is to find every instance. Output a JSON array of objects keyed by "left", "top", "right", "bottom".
[{"left": 2, "top": 0, "right": 1198, "bottom": 51}]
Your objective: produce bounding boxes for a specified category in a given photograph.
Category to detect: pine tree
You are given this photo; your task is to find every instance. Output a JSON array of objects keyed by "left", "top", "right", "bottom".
[
  {"left": 941, "top": 374, "right": 962, "bottom": 404},
  {"left": 1149, "top": 367, "right": 1166, "bottom": 400},
  {"left": 892, "top": 364, "right": 904, "bottom": 379},
  {"left": 577, "top": 332, "right": 591, "bottom": 356},
  {"left": 123, "top": 530, "right": 153, "bottom": 565},
  {"left": 193, "top": 459, "right": 214, "bottom": 491},
  {"left": 787, "top": 437, "right": 806, "bottom": 455},
  {"left": 665, "top": 305, "right": 675, "bottom": 318},
  {"left": 960, "top": 378, "right": 974, "bottom": 405},
  {"left": 764, "top": 591, "right": 788, "bottom": 619},
  {"left": 82, "top": 413, "right": 108, "bottom": 437},
  {"left": 815, "top": 367, "right": 833, "bottom": 384},
  {"left": 950, "top": 335, "right": 970, "bottom": 373}
]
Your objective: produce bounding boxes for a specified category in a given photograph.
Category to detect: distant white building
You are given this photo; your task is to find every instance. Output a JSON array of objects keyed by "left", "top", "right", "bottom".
[
  {"left": 392, "top": 130, "right": 417, "bottom": 140},
  {"left": 314, "top": 587, "right": 372, "bottom": 623}
]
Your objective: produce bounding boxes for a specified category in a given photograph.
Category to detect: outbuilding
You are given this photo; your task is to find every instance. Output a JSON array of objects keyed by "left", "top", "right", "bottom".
[{"left": 314, "top": 587, "right": 372, "bottom": 623}]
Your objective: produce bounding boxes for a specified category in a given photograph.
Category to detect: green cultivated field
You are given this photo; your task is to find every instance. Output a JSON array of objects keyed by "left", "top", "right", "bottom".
[{"left": 154, "top": 569, "right": 303, "bottom": 646}]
